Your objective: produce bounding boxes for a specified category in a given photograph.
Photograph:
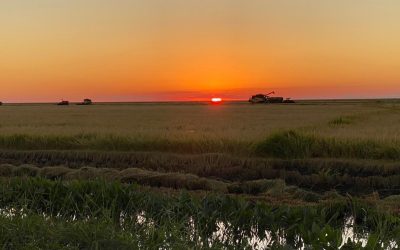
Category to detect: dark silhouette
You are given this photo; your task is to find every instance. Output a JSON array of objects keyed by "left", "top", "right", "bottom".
[
  {"left": 283, "top": 98, "right": 295, "bottom": 103},
  {"left": 249, "top": 91, "right": 294, "bottom": 104},
  {"left": 57, "top": 100, "right": 69, "bottom": 105},
  {"left": 77, "top": 99, "right": 93, "bottom": 105}
]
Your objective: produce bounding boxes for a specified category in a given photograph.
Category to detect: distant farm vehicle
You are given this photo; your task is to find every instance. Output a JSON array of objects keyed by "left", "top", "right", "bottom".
[
  {"left": 57, "top": 100, "right": 69, "bottom": 105},
  {"left": 249, "top": 94, "right": 270, "bottom": 104},
  {"left": 268, "top": 97, "right": 284, "bottom": 103},
  {"left": 249, "top": 91, "right": 295, "bottom": 104},
  {"left": 77, "top": 99, "right": 93, "bottom": 105}
]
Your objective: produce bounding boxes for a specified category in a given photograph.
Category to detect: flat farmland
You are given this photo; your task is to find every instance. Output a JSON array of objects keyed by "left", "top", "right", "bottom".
[
  {"left": 0, "top": 100, "right": 399, "bottom": 152},
  {"left": 1, "top": 100, "right": 400, "bottom": 248},
  {"left": 0, "top": 101, "right": 395, "bottom": 139}
]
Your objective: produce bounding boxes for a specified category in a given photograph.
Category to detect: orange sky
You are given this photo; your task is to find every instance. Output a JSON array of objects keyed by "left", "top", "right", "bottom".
[{"left": 1, "top": 0, "right": 400, "bottom": 102}]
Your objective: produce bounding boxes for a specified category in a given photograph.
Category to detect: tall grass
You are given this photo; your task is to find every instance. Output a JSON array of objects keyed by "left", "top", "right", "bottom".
[
  {"left": 0, "top": 131, "right": 399, "bottom": 160},
  {"left": 328, "top": 116, "right": 355, "bottom": 126},
  {"left": 0, "top": 134, "right": 251, "bottom": 155},
  {"left": 255, "top": 130, "right": 400, "bottom": 160},
  {"left": 0, "top": 177, "right": 399, "bottom": 248}
]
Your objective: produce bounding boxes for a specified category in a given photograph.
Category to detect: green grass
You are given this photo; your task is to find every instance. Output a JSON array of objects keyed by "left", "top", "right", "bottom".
[
  {"left": 0, "top": 177, "right": 399, "bottom": 248},
  {"left": 0, "top": 133, "right": 251, "bottom": 155},
  {"left": 3, "top": 150, "right": 400, "bottom": 196},
  {"left": 0, "top": 130, "right": 399, "bottom": 161},
  {"left": 0, "top": 164, "right": 228, "bottom": 192},
  {"left": 255, "top": 130, "right": 400, "bottom": 160},
  {"left": 0, "top": 215, "right": 139, "bottom": 250},
  {"left": 328, "top": 116, "right": 356, "bottom": 126}
]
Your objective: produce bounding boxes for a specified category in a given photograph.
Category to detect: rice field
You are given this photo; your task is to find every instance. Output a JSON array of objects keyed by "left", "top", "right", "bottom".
[
  {"left": 1, "top": 100, "right": 398, "bottom": 141},
  {"left": 1, "top": 100, "right": 400, "bottom": 248}
]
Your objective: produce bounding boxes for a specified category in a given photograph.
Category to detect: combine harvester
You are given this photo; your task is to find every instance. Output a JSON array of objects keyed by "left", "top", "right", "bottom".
[
  {"left": 57, "top": 99, "right": 93, "bottom": 105},
  {"left": 249, "top": 91, "right": 295, "bottom": 104}
]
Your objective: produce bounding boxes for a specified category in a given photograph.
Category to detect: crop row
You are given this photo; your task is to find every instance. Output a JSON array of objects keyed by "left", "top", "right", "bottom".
[
  {"left": 0, "top": 164, "right": 327, "bottom": 203},
  {"left": 0, "top": 163, "right": 226, "bottom": 192},
  {"left": 0, "top": 130, "right": 399, "bottom": 160},
  {"left": 1, "top": 150, "right": 400, "bottom": 178},
  {"left": 2, "top": 150, "right": 400, "bottom": 196}
]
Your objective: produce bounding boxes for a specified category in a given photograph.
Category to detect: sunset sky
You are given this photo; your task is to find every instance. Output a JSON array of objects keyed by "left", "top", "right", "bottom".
[{"left": 1, "top": 0, "right": 400, "bottom": 102}]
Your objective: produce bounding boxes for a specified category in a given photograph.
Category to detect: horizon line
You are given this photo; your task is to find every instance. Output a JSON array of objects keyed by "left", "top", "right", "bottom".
[{"left": 1, "top": 97, "right": 400, "bottom": 105}]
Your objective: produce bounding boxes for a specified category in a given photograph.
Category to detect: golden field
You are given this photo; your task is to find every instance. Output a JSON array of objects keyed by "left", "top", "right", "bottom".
[{"left": 1, "top": 100, "right": 399, "bottom": 142}]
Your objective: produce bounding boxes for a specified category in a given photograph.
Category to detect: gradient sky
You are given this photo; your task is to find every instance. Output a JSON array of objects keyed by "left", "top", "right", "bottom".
[{"left": 1, "top": 0, "right": 400, "bottom": 102}]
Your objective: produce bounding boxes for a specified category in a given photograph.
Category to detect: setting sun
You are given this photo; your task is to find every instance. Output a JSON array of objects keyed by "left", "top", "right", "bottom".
[
  {"left": 1, "top": 1, "right": 400, "bottom": 247},
  {"left": 211, "top": 98, "right": 222, "bottom": 103},
  {"left": 1, "top": 1, "right": 400, "bottom": 102}
]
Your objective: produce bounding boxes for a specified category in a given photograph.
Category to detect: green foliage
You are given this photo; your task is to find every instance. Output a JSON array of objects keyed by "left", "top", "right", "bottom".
[
  {"left": 0, "top": 130, "right": 399, "bottom": 162},
  {"left": 329, "top": 116, "right": 355, "bottom": 126},
  {"left": 227, "top": 179, "right": 285, "bottom": 195},
  {"left": 4, "top": 151, "right": 400, "bottom": 196},
  {"left": 0, "top": 163, "right": 229, "bottom": 192},
  {"left": 0, "top": 133, "right": 251, "bottom": 155},
  {"left": 0, "top": 215, "right": 137, "bottom": 249},
  {"left": 255, "top": 130, "right": 400, "bottom": 160},
  {"left": 255, "top": 130, "right": 317, "bottom": 158},
  {"left": 0, "top": 178, "right": 399, "bottom": 248}
]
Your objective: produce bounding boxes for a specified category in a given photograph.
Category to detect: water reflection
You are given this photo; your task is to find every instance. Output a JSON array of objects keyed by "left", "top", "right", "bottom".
[{"left": 1, "top": 208, "right": 398, "bottom": 249}]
